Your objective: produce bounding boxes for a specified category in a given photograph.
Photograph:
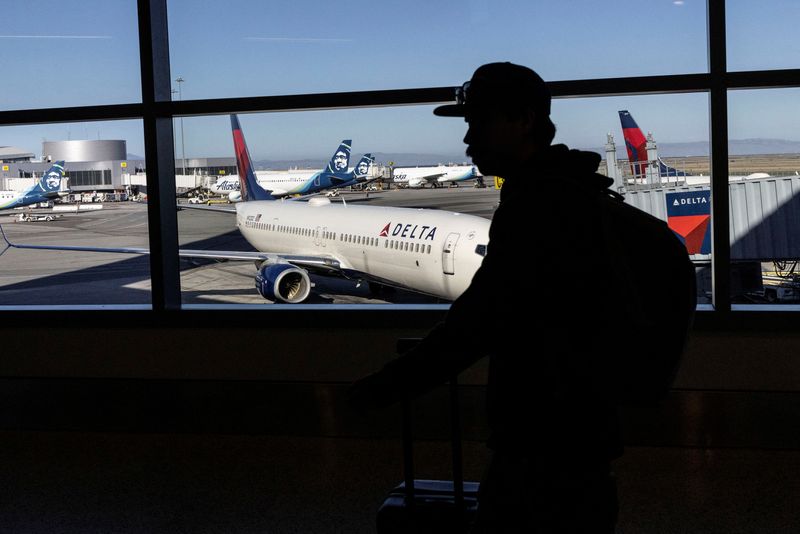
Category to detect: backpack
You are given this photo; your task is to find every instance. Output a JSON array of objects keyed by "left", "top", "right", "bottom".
[{"left": 598, "top": 189, "right": 697, "bottom": 403}]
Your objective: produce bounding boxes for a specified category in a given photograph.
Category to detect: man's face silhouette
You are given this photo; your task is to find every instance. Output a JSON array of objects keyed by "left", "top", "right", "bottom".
[
  {"left": 464, "top": 108, "right": 532, "bottom": 178},
  {"left": 333, "top": 151, "right": 348, "bottom": 171}
]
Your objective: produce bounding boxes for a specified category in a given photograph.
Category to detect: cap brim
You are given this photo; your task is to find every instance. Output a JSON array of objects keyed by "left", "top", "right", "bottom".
[{"left": 433, "top": 104, "right": 466, "bottom": 117}]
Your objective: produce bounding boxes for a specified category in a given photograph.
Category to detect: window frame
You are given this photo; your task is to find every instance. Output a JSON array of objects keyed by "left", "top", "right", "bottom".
[{"left": 1, "top": 0, "right": 799, "bottom": 330}]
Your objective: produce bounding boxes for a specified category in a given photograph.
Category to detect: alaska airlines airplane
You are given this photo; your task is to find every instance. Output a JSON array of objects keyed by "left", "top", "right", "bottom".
[
  {"left": 211, "top": 152, "right": 376, "bottom": 202},
  {"left": 0, "top": 161, "right": 66, "bottom": 210},
  {"left": 1, "top": 118, "right": 490, "bottom": 304},
  {"left": 392, "top": 164, "right": 479, "bottom": 188}
]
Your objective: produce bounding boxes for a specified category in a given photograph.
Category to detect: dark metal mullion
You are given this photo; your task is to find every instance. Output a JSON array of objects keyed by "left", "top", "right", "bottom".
[
  {"left": 726, "top": 68, "right": 800, "bottom": 89},
  {"left": 138, "top": 0, "right": 181, "bottom": 311},
  {"left": 708, "top": 0, "right": 731, "bottom": 313},
  {"left": 0, "top": 103, "right": 144, "bottom": 127},
  {"left": 6, "top": 69, "right": 800, "bottom": 129}
]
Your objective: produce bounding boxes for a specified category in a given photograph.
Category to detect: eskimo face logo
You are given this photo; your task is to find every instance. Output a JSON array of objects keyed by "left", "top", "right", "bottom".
[
  {"left": 333, "top": 150, "right": 348, "bottom": 171},
  {"left": 45, "top": 171, "right": 61, "bottom": 189},
  {"left": 357, "top": 161, "right": 369, "bottom": 175}
]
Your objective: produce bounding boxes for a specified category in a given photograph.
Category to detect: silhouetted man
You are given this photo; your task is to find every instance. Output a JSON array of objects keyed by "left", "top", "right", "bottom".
[{"left": 352, "top": 62, "right": 625, "bottom": 533}]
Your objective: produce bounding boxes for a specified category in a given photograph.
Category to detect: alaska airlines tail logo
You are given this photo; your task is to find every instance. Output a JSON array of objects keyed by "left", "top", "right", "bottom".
[
  {"left": 39, "top": 162, "right": 64, "bottom": 192},
  {"left": 45, "top": 171, "right": 61, "bottom": 189},
  {"left": 379, "top": 223, "right": 390, "bottom": 237},
  {"left": 355, "top": 154, "right": 374, "bottom": 177},
  {"left": 326, "top": 140, "right": 352, "bottom": 175}
]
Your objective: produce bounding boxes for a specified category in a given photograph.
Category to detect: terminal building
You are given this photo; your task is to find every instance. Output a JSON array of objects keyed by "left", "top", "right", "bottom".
[{"left": 0, "top": 139, "right": 237, "bottom": 194}]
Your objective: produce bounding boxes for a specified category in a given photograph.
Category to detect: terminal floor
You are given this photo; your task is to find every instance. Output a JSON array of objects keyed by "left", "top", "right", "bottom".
[{"left": 1, "top": 431, "right": 797, "bottom": 533}]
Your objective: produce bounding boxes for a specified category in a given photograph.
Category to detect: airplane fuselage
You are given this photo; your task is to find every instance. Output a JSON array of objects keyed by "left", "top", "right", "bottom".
[
  {"left": 392, "top": 165, "right": 477, "bottom": 188},
  {"left": 235, "top": 198, "right": 490, "bottom": 300},
  {"left": 213, "top": 169, "right": 362, "bottom": 198}
]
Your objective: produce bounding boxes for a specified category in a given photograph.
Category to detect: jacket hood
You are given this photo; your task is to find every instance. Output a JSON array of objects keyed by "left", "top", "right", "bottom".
[{"left": 501, "top": 144, "right": 613, "bottom": 200}]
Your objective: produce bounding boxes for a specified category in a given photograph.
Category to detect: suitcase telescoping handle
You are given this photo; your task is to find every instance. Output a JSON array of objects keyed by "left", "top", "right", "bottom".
[{"left": 397, "top": 338, "right": 466, "bottom": 516}]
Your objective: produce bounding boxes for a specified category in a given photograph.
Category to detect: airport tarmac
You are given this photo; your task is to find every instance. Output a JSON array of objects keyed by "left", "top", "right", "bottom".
[{"left": 0, "top": 187, "right": 500, "bottom": 306}]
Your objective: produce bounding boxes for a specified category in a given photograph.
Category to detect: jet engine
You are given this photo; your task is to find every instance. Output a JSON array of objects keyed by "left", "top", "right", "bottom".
[
  {"left": 228, "top": 191, "right": 242, "bottom": 202},
  {"left": 255, "top": 263, "right": 312, "bottom": 303}
]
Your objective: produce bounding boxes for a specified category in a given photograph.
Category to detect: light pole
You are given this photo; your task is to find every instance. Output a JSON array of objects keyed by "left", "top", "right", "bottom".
[{"left": 175, "top": 76, "right": 187, "bottom": 178}]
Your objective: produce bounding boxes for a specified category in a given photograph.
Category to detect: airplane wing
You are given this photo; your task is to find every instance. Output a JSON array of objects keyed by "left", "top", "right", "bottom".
[
  {"left": 0, "top": 224, "right": 342, "bottom": 274},
  {"left": 177, "top": 203, "right": 237, "bottom": 213},
  {"left": 416, "top": 173, "right": 446, "bottom": 184}
]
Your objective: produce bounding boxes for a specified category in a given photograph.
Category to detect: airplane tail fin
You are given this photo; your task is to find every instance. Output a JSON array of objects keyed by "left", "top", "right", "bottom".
[
  {"left": 37, "top": 161, "right": 66, "bottom": 194},
  {"left": 351, "top": 153, "right": 375, "bottom": 180},
  {"left": 618, "top": 110, "right": 648, "bottom": 177},
  {"left": 325, "top": 140, "right": 352, "bottom": 177},
  {"left": 658, "top": 157, "right": 689, "bottom": 177},
  {"left": 230, "top": 115, "right": 274, "bottom": 202}
]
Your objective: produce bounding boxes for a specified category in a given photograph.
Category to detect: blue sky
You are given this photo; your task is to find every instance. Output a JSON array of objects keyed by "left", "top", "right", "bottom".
[{"left": 1, "top": 1, "right": 799, "bottom": 161}]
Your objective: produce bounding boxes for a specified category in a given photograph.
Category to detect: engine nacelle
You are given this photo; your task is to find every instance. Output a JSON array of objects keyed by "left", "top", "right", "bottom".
[
  {"left": 255, "top": 263, "right": 312, "bottom": 303},
  {"left": 228, "top": 191, "right": 242, "bottom": 203}
]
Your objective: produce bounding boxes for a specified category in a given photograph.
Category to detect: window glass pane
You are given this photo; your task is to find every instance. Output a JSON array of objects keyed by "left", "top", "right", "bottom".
[
  {"left": 2, "top": 1, "right": 141, "bottom": 110},
  {"left": 728, "top": 0, "right": 800, "bottom": 71},
  {"left": 167, "top": 0, "right": 707, "bottom": 100},
  {"left": 175, "top": 107, "right": 494, "bottom": 306},
  {"left": 728, "top": 89, "right": 800, "bottom": 306},
  {"left": 0, "top": 120, "right": 150, "bottom": 307},
  {"left": 554, "top": 94, "right": 710, "bottom": 306}
]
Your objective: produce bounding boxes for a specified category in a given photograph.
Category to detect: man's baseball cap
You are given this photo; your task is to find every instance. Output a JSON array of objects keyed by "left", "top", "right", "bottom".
[{"left": 433, "top": 62, "right": 551, "bottom": 118}]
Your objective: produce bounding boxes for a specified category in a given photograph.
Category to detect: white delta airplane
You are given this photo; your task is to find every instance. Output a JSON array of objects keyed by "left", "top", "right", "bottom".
[
  {"left": 1, "top": 116, "right": 491, "bottom": 304},
  {"left": 392, "top": 164, "right": 479, "bottom": 188},
  {"left": 0, "top": 161, "right": 67, "bottom": 210},
  {"left": 210, "top": 142, "right": 376, "bottom": 201}
]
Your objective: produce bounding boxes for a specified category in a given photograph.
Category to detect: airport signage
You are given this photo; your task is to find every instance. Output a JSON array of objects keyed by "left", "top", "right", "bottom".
[
  {"left": 379, "top": 222, "right": 438, "bottom": 240},
  {"left": 666, "top": 190, "right": 711, "bottom": 255}
]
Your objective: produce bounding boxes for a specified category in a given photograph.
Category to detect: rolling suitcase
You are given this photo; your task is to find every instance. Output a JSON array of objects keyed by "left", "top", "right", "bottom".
[{"left": 376, "top": 339, "right": 480, "bottom": 534}]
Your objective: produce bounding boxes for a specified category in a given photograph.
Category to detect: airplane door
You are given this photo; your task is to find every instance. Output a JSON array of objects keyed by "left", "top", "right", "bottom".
[
  {"left": 315, "top": 226, "right": 326, "bottom": 247},
  {"left": 442, "top": 232, "right": 460, "bottom": 275}
]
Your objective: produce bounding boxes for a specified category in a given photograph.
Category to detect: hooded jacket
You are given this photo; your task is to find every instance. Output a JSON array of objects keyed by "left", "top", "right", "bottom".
[{"left": 374, "top": 144, "right": 624, "bottom": 463}]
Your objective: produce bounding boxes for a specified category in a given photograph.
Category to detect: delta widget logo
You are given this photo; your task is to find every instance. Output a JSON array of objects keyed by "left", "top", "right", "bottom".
[{"left": 666, "top": 191, "right": 711, "bottom": 255}]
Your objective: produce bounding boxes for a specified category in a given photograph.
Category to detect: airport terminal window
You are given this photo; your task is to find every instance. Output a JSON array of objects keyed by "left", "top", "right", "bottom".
[
  {"left": 727, "top": 0, "right": 800, "bottom": 72},
  {"left": 69, "top": 170, "right": 113, "bottom": 187},
  {"left": 3, "top": 1, "right": 800, "bottom": 317},
  {"left": 0, "top": 120, "right": 150, "bottom": 307},
  {"left": 166, "top": 0, "right": 707, "bottom": 101},
  {"left": 175, "top": 108, "right": 472, "bottom": 305},
  {"left": 2, "top": 0, "right": 142, "bottom": 111},
  {"left": 727, "top": 89, "right": 800, "bottom": 306},
  {"left": 552, "top": 93, "right": 711, "bottom": 306}
]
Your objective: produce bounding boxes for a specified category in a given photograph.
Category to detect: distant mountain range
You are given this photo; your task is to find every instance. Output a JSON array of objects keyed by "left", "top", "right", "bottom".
[
  {"left": 253, "top": 152, "right": 472, "bottom": 170},
  {"left": 129, "top": 138, "right": 800, "bottom": 168},
  {"left": 582, "top": 138, "right": 800, "bottom": 158}
]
